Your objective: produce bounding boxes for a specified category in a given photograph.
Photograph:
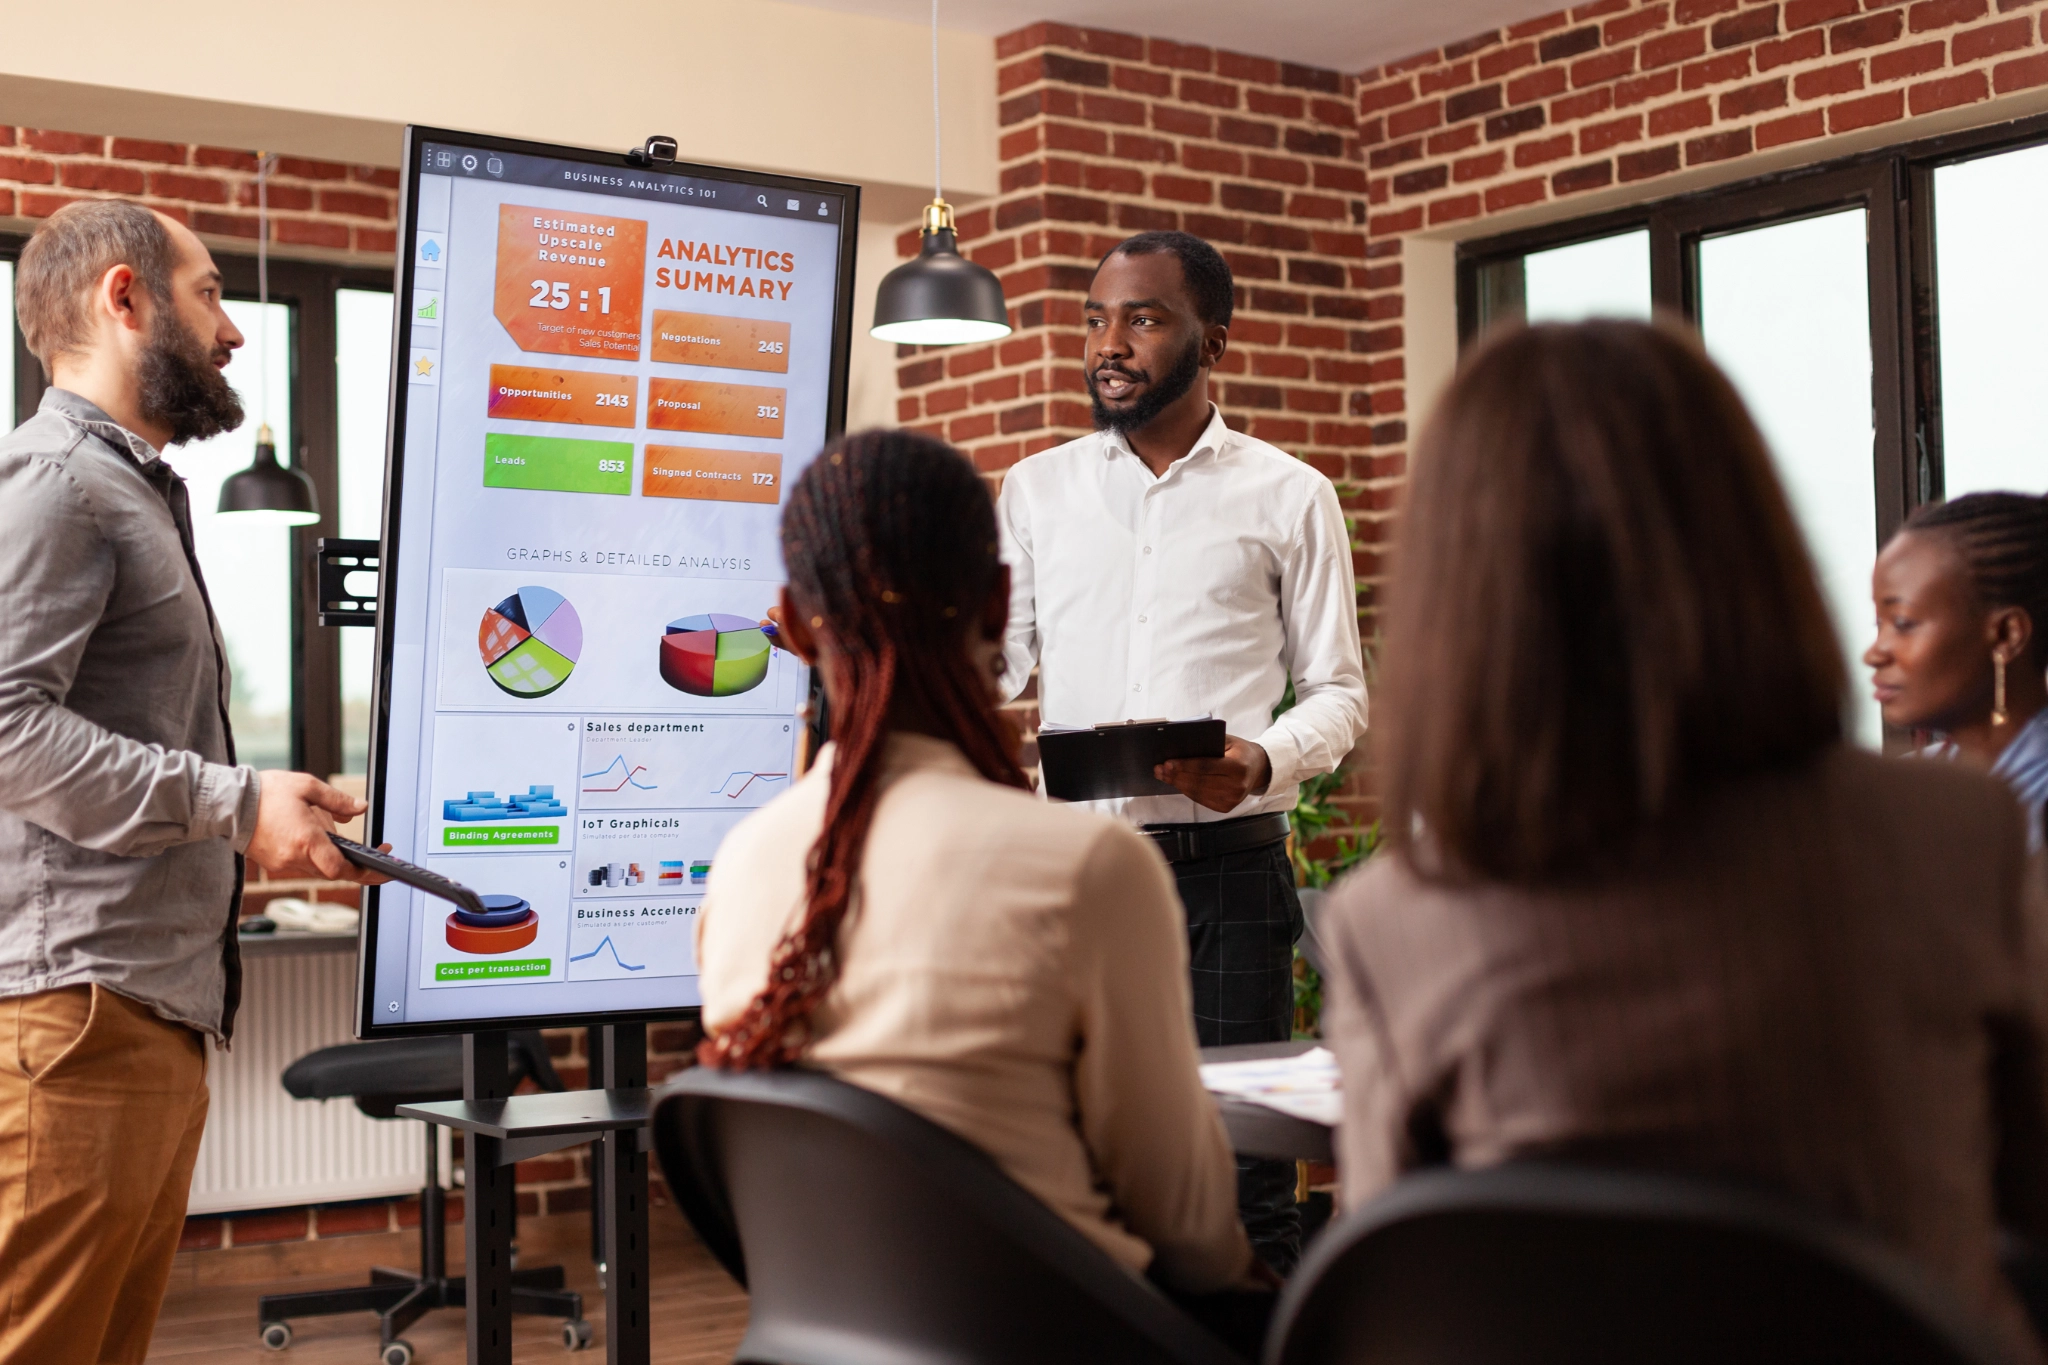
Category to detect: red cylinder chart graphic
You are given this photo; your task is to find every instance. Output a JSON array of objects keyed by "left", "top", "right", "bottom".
[
  {"left": 445, "top": 895, "right": 540, "bottom": 955},
  {"left": 658, "top": 613, "right": 771, "bottom": 697}
]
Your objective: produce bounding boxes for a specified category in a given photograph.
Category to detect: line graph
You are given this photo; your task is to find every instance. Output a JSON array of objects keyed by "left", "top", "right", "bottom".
[
  {"left": 710, "top": 771, "right": 789, "bottom": 800},
  {"left": 568, "top": 935, "right": 646, "bottom": 971},
  {"left": 576, "top": 716, "right": 797, "bottom": 811},
  {"left": 581, "top": 754, "right": 658, "bottom": 793}
]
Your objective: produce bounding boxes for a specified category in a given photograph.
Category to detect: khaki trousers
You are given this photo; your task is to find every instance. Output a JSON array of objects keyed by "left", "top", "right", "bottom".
[{"left": 0, "top": 985, "right": 209, "bottom": 1365}]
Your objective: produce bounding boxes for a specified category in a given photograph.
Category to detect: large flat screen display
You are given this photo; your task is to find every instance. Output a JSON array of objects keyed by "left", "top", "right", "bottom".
[{"left": 358, "top": 127, "right": 856, "bottom": 1036}]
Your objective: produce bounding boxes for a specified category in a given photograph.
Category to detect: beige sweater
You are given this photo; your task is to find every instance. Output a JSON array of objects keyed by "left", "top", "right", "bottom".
[{"left": 696, "top": 733, "right": 1252, "bottom": 1292}]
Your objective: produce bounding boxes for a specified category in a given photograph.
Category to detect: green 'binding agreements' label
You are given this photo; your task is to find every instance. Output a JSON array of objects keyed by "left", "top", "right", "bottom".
[
  {"left": 436, "top": 959, "right": 552, "bottom": 982},
  {"left": 443, "top": 825, "right": 560, "bottom": 848}
]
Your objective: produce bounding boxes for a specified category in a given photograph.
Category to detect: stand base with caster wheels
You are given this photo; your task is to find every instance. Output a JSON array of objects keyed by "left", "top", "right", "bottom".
[{"left": 256, "top": 1108, "right": 591, "bottom": 1360}]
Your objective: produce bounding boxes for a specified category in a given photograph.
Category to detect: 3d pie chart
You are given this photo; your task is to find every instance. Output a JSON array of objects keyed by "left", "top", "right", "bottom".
[
  {"left": 445, "top": 895, "right": 539, "bottom": 955},
  {"left": 659, "top": 613, "right": 771, "bottom": 697},
  {"left": 479, "top": 587, "right": 582, "bottom": 698}
]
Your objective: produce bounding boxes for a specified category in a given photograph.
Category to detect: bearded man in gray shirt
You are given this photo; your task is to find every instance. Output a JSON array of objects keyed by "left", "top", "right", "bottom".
[{"left": 0, "top": 201, "right": 384, "bottom": 1364}]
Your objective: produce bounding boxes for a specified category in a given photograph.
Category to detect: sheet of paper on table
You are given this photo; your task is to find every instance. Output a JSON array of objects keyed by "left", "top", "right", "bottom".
[{"left": 1199, "top": 1046, "right": 1342, "bottom": 1127}]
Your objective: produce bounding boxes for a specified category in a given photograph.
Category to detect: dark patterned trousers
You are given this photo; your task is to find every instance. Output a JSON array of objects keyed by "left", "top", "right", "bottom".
[{"left": 1169, "top": 836, "right": 1305, "bottom": 1275}]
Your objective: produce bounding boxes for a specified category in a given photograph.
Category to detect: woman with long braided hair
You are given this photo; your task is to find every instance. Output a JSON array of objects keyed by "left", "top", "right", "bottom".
[
  {"left": 1867, "top": 492, "right": 2048, "bottom": 848},
  {"left": 695, "top": 429, "right": 1261, "bottom": 1303}
]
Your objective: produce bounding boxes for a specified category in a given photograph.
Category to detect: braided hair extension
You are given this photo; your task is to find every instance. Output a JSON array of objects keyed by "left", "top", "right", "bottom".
[
  {"left": 699, "top": 430, "right": 1027, "bottom": 1070},
  {"left": 1905, "top": 492, "right": 2048, "bottom": 666}
]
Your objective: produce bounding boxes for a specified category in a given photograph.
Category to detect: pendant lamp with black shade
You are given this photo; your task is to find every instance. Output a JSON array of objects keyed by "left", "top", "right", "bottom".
[
  {"left": 218, "top": 153, "right": 320, "bottom": 526},
  {"left": 870, "top": 0, "right": 1012, "bottom": 346}
]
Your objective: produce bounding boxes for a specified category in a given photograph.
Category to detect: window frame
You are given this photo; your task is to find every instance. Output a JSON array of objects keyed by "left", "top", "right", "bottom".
[
  {"left": 1456, "top": 110, "right": 2048, "bottom": 541},
  {"left": 1, "top": 233, "right": 390, "bottom": 777}
]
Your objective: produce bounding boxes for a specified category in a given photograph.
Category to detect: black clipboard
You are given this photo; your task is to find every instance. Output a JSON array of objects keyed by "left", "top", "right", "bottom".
[{"left": 1036, "top": 718, "right": 1226, "bottom": 802}]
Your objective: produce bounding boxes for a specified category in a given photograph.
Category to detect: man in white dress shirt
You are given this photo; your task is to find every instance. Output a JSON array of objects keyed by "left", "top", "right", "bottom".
[{"left": 997, "top": 232, "right": 1369, "bottom": 1272}]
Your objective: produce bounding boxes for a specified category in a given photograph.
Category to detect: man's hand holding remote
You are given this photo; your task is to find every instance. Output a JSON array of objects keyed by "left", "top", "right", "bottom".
[{"left": 245, "top": 772, "right": 390, "bottom": 884}]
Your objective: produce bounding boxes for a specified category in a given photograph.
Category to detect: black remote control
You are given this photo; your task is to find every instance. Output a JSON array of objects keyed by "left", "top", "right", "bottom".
[{"left": 328, "top": 833, "right": 487, "bottom": 916}]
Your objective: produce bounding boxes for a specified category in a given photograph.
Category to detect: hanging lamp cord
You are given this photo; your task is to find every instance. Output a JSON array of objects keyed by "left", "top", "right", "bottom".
[
  {"left": 931, "top": 0, "right": 942, "bottom": 202},
  {"left": 256, "top": 152, "right": 275, "bottom": 432}
]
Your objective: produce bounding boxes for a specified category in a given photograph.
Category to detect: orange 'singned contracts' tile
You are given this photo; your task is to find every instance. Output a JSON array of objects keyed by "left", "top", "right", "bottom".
[
  {"left": 646, "top": 378, "right": 786, "bottom": 440},
  {"left": 642, "top": 447, "right": 782, "bottom": 505},
  {"left": 649, "top": 311, "right": 791, "bottom": 374},
  {"left": 487, "top": 365, "right": 637, "bottom": 428}
]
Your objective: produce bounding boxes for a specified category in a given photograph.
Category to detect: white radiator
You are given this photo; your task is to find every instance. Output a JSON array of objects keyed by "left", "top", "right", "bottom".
[{"left": 186, "top": 945, "right": 427, "bottom": 1215}]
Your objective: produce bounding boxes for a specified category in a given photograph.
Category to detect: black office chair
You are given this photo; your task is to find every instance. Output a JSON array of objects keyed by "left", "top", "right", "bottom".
[
  {"left": 652, "top": 1065, "right": 1250, "bottom": 1365},
  {"left": 257, "top": 1031, "right": 589, "bottom": 1364},
  {"left": 1265, "top": 1163, "right": 2019, "bottom": 1365}
]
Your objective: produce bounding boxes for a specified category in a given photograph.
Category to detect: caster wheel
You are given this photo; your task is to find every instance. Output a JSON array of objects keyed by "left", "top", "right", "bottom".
[
  {"left": 380, "top": 1340, "right": 414, "bottom": 1365},
  {"left": 260, "top": 1320, "right": 293, "bottom": 1350},
  {"left": 562, "top": 1318, "right": 594, "bottom": 1351}
]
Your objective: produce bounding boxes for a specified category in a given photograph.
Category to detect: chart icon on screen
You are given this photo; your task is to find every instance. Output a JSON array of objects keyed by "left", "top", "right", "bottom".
[
  {"left": 658, "top": 613, "right": 770, "bottom": 697},
  {"left": 479, "top": 587, "right": 583, "bottom": 698}
]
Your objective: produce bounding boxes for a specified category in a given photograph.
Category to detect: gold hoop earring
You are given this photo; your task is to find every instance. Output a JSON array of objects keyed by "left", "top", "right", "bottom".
[{"left": 1993, "top": 653, "right": 2009, "bottom": 727}]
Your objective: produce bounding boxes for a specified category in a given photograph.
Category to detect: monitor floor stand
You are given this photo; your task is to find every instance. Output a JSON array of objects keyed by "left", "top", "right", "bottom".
[{"left": 399, "top": 1024, "right": 654, "bottom": 1365}]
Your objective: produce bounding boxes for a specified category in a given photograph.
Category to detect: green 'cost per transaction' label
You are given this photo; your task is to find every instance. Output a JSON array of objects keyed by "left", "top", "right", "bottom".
[
  {"left": 484, "top": 433, "right": 632, "bottom": 496},
  {"left": 436, "top": 959, "right": 552, "bottom": 981}
]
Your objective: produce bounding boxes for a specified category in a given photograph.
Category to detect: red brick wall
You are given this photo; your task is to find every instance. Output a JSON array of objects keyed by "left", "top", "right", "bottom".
[
  {"left": 0, "top": 126, "right": 398, "bottom": 256},
  {"left": 1355, "top": 0, "right": 2048, "bottom": 232},
  {"left": 1338, "top": 0, "right": 2048, "bottom": 659},
  {"left": 892, "top": 26, "right": 1394, "bottom": 518}
]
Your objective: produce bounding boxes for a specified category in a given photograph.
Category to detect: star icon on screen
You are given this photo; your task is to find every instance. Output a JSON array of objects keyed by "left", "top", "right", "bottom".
[{"left": 414, "top": 356, "right": 435, "bottom": 377}]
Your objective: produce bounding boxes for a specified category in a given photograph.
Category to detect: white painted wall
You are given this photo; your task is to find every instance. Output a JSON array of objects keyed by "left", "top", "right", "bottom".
[{"left": 0, "top": 0, "right": 997, "bottom": 207}]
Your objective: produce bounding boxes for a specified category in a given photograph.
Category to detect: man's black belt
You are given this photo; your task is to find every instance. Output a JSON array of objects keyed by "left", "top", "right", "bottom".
[{"left": 1141, "top": 811, "right": 1292, "bottom": 865}]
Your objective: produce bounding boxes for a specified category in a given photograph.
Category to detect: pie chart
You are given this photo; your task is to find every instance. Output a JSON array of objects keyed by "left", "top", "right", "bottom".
[
  {"left": 479, "top": 587, "right": 582, "bottom": 698},
  {"left": 659, "top": 613, "right": 770, "bottom": 697}
]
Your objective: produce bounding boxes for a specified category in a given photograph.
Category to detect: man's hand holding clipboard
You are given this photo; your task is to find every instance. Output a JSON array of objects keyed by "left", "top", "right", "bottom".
[
  {"left": 1037, "top": 718, "right": 1272, "bottom": 810},
  {"left": 1153, "top": 735, "right": 1273, "bottom": 813}
]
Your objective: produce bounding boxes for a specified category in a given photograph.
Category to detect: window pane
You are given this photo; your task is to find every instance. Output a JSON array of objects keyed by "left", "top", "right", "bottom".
[
  {"left": 1933, "top": 142, "right": 2048, "bottom": 497},
  {"left": 338, "top": 288, "right": 394, "bottom": 775},
  {"left": 1524, "top": 229, "right": 1653, "bottom": 323},
  {"left": 1, "top": 259, "right": 15, "bottom": 435},
  {"left": 1697, "top": 210, "right": 1878, "bottom": 748},
  {"left": 170, "top": 299, "right": 295, "bottom": 772}
]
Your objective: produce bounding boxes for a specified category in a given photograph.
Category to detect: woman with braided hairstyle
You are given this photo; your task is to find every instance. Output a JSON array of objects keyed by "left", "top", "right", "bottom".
[
  {"left": 1867, "top": 492, "right": 2048, "bottom": 849},
  {"left": 694, "top": 429, "right": 1266, "bottom": 1311}
]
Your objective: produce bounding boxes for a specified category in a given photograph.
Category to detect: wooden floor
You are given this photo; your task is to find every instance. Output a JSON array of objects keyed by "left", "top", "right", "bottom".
[{"left": 146, "top": 1213, "right": 749, "bottom": 1364}]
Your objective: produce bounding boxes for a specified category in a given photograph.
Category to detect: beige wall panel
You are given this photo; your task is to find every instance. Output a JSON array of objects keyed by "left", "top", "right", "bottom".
[{"left": 0, "top": 0, "right": 997, "bottom": 200}]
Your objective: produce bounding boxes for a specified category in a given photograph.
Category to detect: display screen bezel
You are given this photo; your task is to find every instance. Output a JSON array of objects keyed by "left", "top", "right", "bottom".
[{"left": 354, "top": 124, "right": 857, "bottom": 1038}]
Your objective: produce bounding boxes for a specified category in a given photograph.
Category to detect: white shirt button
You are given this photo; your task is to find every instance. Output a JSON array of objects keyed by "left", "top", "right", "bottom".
[
  {"left": 1138, "top": 615, "right": 1148, "bottom": 624},
  {"left": 1132, "top": 684, "right": 1141, "bottom": 692},
  {"left": 1142, "top": 546, "right": 1152, "bottom": 554}
]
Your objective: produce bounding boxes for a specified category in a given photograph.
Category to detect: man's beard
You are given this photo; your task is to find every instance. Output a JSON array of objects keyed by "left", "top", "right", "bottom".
[
  {"left": 138, "top": 306, "right": 244, "bottom": 446},
  {"left": 1088, "top": 334, "right": 1203, "bottom": 434}
]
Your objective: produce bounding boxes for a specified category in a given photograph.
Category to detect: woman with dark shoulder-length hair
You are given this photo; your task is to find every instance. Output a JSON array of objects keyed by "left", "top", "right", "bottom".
[
  {"left": 1318, "top": 319, "right": 2048, "bottom": 1358},
  {"left": 695, "top": 430, "right": 1267, "bottom": 1317},
  {"left": 1867, "top": 492, "right": 2048, "bottom": 849}
]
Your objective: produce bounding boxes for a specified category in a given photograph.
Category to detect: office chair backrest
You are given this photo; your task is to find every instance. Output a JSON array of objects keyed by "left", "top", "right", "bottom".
[
  {"left": 1267, "top": 1163, "right": 2018, "bottom": 1365},
  {"left": 653, "top": 1066, "right": 1248, "bottom": 1365},
  {"left": 281, "top": 1030, "right": 565, "bottom": 1118}
]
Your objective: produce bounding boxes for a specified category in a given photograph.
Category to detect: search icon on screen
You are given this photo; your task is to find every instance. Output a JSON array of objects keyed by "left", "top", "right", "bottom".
[{"left": 757, "top": 194, "right": 768, "bottom": 207}]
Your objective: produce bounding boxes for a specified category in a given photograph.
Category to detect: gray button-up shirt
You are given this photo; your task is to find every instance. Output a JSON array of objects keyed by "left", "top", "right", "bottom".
[{"left": 0, "top": 388, "right": 261, "bottom": 1041}]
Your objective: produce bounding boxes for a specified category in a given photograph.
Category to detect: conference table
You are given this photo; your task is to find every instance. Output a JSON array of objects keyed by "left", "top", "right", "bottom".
[{"left": 1199, "top": 1040, "right": 1334, "bottom": 1165}]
